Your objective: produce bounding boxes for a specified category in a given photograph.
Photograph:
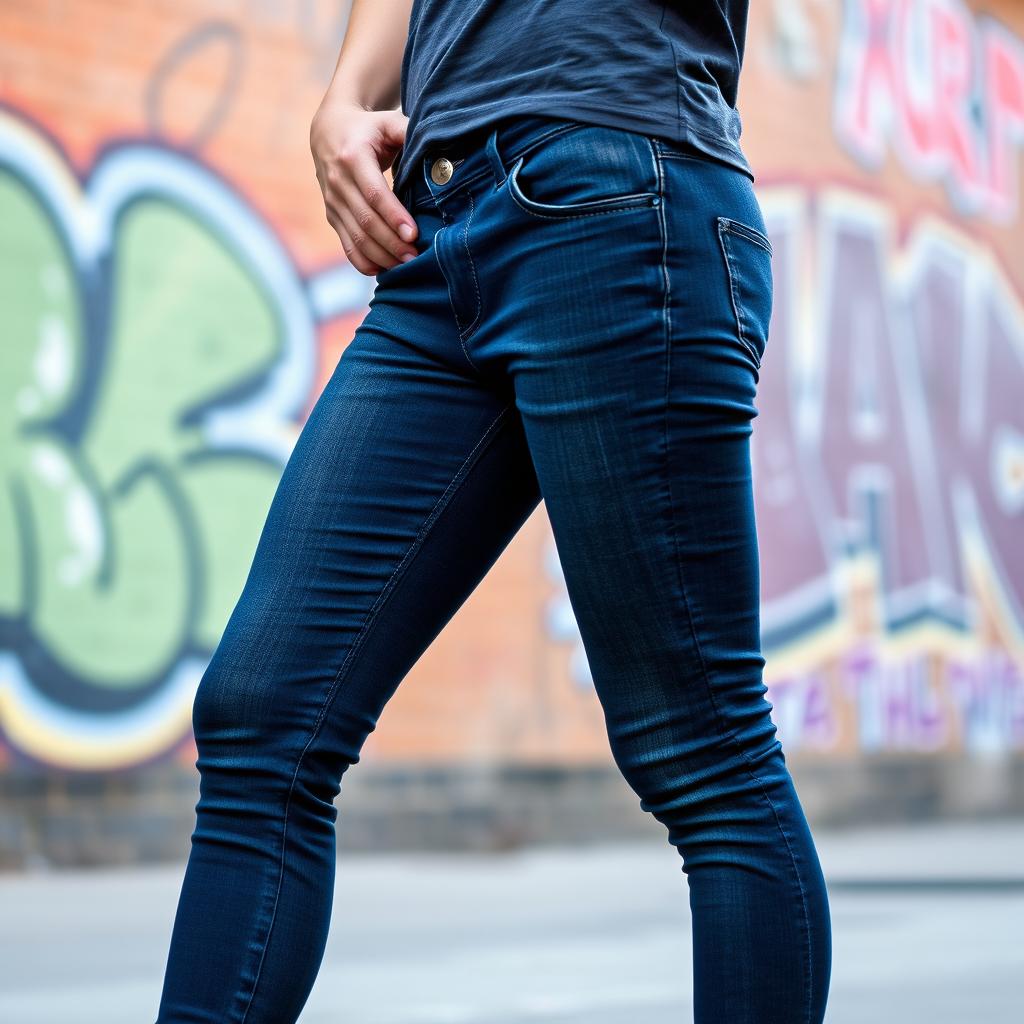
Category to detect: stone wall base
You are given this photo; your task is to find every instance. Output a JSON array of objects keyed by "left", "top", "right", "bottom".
[{"left": 1, "top": 754, "right": 1022, "bottom": 870}]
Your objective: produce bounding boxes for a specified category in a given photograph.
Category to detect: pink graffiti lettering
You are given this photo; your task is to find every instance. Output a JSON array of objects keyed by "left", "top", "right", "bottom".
[{"left": 836, "top": 0, "right": 1024, "bottom": 221}]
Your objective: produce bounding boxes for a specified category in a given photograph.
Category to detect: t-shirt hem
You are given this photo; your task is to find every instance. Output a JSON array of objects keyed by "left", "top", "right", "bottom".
[{"left": 393, "top": 94, "right": 754, "bottom": 196}]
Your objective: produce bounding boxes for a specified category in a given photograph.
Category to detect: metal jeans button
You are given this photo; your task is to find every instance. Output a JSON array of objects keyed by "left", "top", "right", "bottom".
[{"left": 430, "top": 157, "right": 454, "bottom": 185}]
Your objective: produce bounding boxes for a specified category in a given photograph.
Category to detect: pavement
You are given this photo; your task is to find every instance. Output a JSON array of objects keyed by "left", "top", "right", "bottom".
[{"left": 0, "top": 818, "right": 1021, "bottom": 1023}]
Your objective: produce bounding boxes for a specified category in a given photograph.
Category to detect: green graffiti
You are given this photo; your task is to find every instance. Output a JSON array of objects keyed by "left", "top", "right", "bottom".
[{"left": 1, "top": 172, "right": 286, "bottom": 694}]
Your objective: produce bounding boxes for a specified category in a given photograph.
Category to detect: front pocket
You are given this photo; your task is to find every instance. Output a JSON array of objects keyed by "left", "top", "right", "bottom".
[
  {"left": 716, "top": 216, "right": 774, "bottom": 370},
  {"left": 505, "top": 123, "right": 661, "bottom": 219}
]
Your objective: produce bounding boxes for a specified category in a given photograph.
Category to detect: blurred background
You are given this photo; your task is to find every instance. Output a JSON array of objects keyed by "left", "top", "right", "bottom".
[{"left": 1, "top": 1, "right": 1022, "bottom": 1022}]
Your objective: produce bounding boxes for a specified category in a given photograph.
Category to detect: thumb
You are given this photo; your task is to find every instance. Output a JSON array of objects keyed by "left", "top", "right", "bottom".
[{"left": 375, "top": 110, "right": 409, "bottom": 153}]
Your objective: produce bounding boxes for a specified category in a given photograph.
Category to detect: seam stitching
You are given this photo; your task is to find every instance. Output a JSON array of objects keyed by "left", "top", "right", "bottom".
[
  {"left": 236, "top": 402, "right": 515, "bottom": 1023},
  {"left": 654, "top": 148, "right": 741, "bottom": 757},
  {"left": 507, "top": 156, "right": 658, "bottom": 221},
  {"left": 660, "top": 155, "right": 812, "bottom": 1020},
  {"left": 433, "top": 209, "right": 480, "bottom": 374},
  {"left": 717, "top": 219, "right": 765, "bottom": 371},
  {"left": 737, "top": 759, "right": 815, "bottom": 1024},
  {"left": 722, "top": 216, "right": 773, "bottom": 255},
  {"left": 654, "top": 149, "right": 755, "bottom": 183},
  {"left": 656, "top": 1, "right": 681, "bottom": 134},
  {"left": 456, "top": 188, "right": 483, "bottom": 348}
]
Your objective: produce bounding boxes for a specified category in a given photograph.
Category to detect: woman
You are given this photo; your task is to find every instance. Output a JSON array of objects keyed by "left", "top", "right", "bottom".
[{"left": 156, "top": 1, "right": 833, "bottom": 1021}]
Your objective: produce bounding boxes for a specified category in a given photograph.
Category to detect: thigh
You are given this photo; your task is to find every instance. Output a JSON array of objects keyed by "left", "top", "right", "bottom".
[
  {"left": 194, "top": 299, "right": 542, "bottom": 770},
  {"left": 503, "top": 134, "right": 777, "bottom": 775}
]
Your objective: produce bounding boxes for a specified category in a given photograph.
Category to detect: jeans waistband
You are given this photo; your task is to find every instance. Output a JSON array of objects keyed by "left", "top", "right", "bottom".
[{"left": 401, "top": 114, "right": 589, "bottom": 211}]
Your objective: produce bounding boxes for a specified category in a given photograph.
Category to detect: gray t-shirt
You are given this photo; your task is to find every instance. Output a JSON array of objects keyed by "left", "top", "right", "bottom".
[{"left": 391, "top": 0, "right": 753, "bottom": 198}]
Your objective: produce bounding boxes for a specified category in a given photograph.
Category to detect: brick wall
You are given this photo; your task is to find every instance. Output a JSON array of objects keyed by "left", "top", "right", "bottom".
[{"left": 2, "top": 0, "right": 1023, "bottom": 867}]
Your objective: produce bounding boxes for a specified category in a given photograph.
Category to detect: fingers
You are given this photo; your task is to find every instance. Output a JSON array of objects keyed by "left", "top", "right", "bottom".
[
  {"left": 310, "top": 103, "right": 421, "bottom": 276},
  {"left": 348, "top": 149, "right": 419, "bottom": 246},
  {"left": 325, "top": 207, "right": 386, "bottom": 277},
  {"left": 335, "top": 171, "right": 417, "bottom": 268},
  {"left": 334, "top": 199, "right": 403, "bottom": 273},
  {"left": 319, "top": 153, "right": 417, "bottom": 274}
]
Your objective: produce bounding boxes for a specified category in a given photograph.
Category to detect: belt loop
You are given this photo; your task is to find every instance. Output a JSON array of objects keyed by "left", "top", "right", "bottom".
[{"left": 485, "top": 126, "right": 506, "bottom": 188}]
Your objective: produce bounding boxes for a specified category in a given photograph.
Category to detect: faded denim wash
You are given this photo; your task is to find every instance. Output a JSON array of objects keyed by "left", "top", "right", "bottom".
[{"left": 155, "top": 113, "right": 832, "bottom": 1024}]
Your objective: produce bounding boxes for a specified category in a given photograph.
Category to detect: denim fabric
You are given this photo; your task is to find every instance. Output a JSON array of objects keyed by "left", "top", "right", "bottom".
[{"left": 156, "top": 113, "right": 832, "bottom": 1024}]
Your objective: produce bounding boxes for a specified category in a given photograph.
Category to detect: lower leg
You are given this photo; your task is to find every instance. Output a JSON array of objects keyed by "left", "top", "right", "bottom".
[
  {"left": 156, "top": 331, "right": 540, "bottom": 1023},
  {"left": 509, "top": 290, "right": 831, "bottom": 1023}
]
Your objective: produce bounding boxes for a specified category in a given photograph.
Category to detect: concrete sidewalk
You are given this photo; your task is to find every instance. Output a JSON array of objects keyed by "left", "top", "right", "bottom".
[
  {"left": 0, "top": 818, "right": 1021, "bottom": 1023},
  {"left": 814, "top": 817, "right": 1024, "bottom": 886}
]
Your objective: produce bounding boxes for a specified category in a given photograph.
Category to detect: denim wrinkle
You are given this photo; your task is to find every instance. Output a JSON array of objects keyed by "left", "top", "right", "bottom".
[
  {"left": 156, "top": 112, "right": 832, "bottom": 1024},
  {"left": 236, "top": 403, "right": 514, "bottom": 1022}
]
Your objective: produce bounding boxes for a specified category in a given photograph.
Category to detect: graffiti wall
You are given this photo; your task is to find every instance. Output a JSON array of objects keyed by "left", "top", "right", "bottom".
[
  {"left": 1, "top": 1, "right": 1022, "bottom": 792},
  {"left": 748, "top": 0, "right": 1024, "bottom": 757}
]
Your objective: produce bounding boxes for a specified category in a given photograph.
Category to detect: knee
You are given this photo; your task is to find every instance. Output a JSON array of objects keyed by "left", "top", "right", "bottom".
[
  {"left": 612, "top": 727, "right": 785, "bottom": 828},
  {"left": 189, "top": 626, "right": 369, "bottom": 800},
  {"left": 190, "top": 634, "right": 280, "bottom": 757}
]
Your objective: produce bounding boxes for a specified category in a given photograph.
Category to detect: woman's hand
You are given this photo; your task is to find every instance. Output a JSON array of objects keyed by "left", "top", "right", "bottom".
[{"left": 310, "top": 97, "right": 419, "bottom": 276}]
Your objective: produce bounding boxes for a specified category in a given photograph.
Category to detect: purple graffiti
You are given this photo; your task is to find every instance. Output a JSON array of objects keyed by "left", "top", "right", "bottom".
[
  {"left": 757, "top": 202, "right": 1024, "bottom": 639},
  {"left": 948, "top": 651, "right": 1024, "bottom": 750}
]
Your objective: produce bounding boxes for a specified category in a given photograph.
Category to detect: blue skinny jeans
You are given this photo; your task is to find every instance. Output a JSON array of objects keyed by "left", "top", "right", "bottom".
[{"left": 156, "top": 113, "right": 832, "bottom": 1023}]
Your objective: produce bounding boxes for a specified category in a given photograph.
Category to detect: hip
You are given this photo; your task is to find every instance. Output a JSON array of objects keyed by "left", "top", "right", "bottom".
[{"left": 381, "top": 114, "right": 774, "bottom": 377}]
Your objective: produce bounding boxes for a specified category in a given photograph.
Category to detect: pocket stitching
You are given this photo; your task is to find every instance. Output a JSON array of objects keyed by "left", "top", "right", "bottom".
[
  {"left": 717, "top": 217, "right": 767, "bottom": 371},
  {"left": 720, "top": 216, "right": 773, "bottom": 256},
  {"left": 505, "top": 151, "right": 660, "bottom": 220}
]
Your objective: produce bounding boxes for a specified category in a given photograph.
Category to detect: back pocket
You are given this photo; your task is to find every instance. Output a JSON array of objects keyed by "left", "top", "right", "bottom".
[{"left": 716, "top": 216, "right": 774, "bottom": 371}]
